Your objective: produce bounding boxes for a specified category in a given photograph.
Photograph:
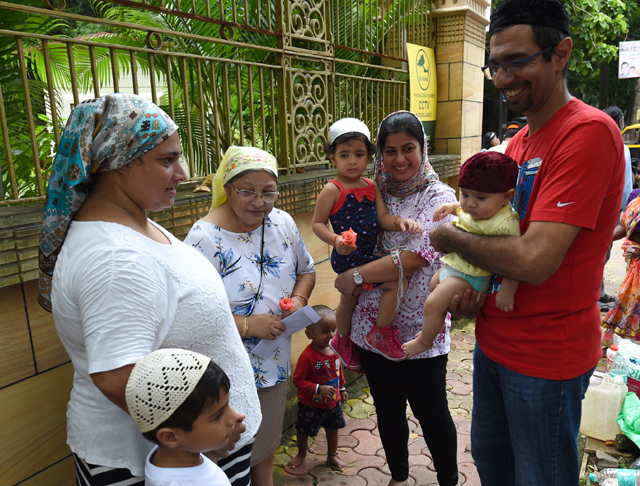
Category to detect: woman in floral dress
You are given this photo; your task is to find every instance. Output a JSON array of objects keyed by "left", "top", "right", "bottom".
[
  {"left": 184, "top": 146, "right": 315, "bottom": 486},
  {"left": 603, "top": 195, "right": 640, "bottom": 340}
]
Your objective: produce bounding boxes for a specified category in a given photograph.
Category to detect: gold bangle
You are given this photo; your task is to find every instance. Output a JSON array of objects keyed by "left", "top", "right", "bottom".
[
  {"left": 393, "top": 215, "right": 399, "bottom": 231},
  {"left": 332, "top": 235, "right": 339, "bottom": 248},
  {"left": 241, "top": 317, "right": 249, "bottom": 338}
]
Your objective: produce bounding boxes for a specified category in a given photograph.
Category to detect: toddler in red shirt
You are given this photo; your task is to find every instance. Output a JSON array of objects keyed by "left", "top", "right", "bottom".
[{"left": 288, "top": 305, "right": 348, "bottom": 471}]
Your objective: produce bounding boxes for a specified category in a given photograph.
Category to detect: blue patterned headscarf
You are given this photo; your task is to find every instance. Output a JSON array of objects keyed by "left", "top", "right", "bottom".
[{"left": 38, "top": 93, "right": 178, "bottom": 312}]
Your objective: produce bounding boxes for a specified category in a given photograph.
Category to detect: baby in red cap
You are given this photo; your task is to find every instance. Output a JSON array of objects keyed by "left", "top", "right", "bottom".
[{"left": 402, "top": 151, "right": 521, "bottom": 358}]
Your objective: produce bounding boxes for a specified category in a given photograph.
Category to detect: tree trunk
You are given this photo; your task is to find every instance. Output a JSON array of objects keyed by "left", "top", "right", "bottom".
[{"left": 599, "top": 61, "right": 608, "bottom": 109}]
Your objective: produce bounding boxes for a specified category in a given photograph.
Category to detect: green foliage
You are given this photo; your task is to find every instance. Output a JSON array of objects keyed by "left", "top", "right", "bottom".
[
  {"left": 566, "top": 0, "right": 628, "bottom": 77},
  {"left": 565, "top": 0, "right": 640, "bottom": 110},
  {"left": 0, "top": 2, "right": 66, "bottom": 199},
  {"left": 2, "top": 0, "right": 418, "bottom": 200}
]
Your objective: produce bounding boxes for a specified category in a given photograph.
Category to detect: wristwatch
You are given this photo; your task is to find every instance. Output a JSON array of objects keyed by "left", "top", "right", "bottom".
[{"left": 353, "top": 267, "right": 364, "bottom": 285}]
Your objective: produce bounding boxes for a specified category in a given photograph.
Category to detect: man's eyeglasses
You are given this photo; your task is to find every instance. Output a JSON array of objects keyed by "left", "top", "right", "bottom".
[
  {"left": 481, "top": 46, "right": 555, "bottom": 80},
  {"left": 231, "top": 184, "right": 279, "bottom": 203}
]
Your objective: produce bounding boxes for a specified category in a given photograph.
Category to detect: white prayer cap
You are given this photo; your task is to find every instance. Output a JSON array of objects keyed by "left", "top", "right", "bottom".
[
  {"left": 328, "top": 118, "right": 371, "bottom": 145},
  {"left": 125, "top": 348, "right": 210, "bottom": 433}
]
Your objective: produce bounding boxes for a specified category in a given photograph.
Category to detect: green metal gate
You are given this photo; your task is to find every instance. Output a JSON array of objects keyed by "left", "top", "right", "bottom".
[{"left": 0, "top": 0, "right": 431, "bottom": 205}]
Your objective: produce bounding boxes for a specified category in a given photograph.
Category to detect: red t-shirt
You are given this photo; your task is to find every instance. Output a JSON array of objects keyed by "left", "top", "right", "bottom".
[
  {"left": 293, "top": 344, "right": 345, "bottom": 409},
  {"left": 477, "top": 98, "right": 625, "bottom": 380}
]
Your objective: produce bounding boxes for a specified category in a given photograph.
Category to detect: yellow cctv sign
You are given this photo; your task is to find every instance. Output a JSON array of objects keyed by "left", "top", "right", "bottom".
[{"left": 407, "top": 43, "right": 437, "bottom": 122}]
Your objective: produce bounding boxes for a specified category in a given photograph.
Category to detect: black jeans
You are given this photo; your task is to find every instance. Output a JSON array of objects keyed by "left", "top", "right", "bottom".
[{"left": 358, "top": 347, "right": 459, "bottom": 485}]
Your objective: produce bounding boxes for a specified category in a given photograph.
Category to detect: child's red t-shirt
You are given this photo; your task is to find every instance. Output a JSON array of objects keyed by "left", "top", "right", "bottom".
[{"left": 293, "top": 344, "right": 345, "bottom": 409}]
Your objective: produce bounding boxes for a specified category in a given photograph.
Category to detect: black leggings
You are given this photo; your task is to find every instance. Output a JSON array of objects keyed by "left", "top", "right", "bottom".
[{"left": 359, "top": 348, "right": 459, "bottom": 486}]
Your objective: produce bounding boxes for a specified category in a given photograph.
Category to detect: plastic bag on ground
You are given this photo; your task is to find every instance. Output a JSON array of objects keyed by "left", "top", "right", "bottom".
[{"left": 617, "top": 392, "right": 640, "bottom": 449}]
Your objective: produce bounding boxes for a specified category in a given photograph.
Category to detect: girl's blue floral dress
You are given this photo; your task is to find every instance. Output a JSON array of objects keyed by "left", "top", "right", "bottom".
[{"left": 184, "top": 209, "right": 315, "bottom": 389}]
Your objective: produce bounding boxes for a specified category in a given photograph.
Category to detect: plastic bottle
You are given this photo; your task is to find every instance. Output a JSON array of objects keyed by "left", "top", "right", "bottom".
[
  {"left": 589, "top": 468, "right": 640, "bottom": 484},
  {"left": 612, "top": 354, "right": 629, "bottom": 384},
  {"left": 607, "top": 345, "right": 619, "bottom": 373}
]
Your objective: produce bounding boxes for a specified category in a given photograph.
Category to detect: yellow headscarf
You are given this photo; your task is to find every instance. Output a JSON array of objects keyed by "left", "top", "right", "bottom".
[{"left": 210, "top": 146, "right": 279, "bottom": 211}]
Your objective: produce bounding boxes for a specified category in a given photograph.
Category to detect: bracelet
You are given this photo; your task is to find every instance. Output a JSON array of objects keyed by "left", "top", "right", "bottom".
[
  {"left": 339, "top": 387, "right": 346, "bottom": 392},
  {"left": 241, "top": 317, "right": 249, "bottom": 338},
  {"left": 393, "top": 215, "right": 399, "bottom": 231},
  {"left": 331, "top": 235, "right": 339, "bottom": 248},
  {"left": 292, "top": 294, "right": 308, "bottom": 306},
  {"left": 315, "top": 384, "right": 320, "bottom": 395},
  {"left": 390, "top": 248, "right": 402, "bottom": 268}
]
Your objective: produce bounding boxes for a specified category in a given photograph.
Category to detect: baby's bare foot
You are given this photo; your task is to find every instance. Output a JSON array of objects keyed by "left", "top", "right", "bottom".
[
  {"left": 326, "top": 453, "right": 346, "bottom": 471},
  {"left": 288, "top": 453, "right": 306, "bottom": 469},
  {"left": 402, "top": 339, "right": 431, "bottom": 358}
]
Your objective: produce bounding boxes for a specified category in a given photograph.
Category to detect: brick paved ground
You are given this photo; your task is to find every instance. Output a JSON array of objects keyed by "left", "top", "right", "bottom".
[
  {"left": 273, "top": 319, "right": 478, "bottom": 486},
  {"left": 273, "top": 240, "right": 627, "bottom": 486}
]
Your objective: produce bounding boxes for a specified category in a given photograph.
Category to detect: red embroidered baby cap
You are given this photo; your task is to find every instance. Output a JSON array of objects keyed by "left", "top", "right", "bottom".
[{"left": 459, "top": 152, "right": 519, "bottom": 193}]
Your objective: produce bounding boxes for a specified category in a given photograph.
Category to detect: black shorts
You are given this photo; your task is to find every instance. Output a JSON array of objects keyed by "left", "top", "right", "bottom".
[{"left": 296, "top": 401, "right": 346, "bottom": 437}]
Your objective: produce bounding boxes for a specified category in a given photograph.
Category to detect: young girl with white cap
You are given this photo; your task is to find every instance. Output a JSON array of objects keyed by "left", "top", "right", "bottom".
[{"left": 312, "top": 117, "right": 423, "bottom": 364}]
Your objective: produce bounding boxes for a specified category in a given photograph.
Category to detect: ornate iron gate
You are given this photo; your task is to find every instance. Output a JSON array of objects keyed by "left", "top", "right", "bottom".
[{"left": 0, "top": 0, "right": 431, "bottom": 205}]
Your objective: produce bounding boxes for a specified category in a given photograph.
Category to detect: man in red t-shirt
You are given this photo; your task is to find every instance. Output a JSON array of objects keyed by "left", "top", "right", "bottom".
[{"left": 430, "top": 0, "right": 625, "bottom": 484}]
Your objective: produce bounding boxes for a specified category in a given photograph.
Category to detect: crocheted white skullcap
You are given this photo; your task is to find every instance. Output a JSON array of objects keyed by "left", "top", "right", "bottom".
[
  {"left": 125, "top": 348, "right": 211, "bottom": 433},
  {"left": 328, "top": 118, "right": 371, "bottom": 145}
]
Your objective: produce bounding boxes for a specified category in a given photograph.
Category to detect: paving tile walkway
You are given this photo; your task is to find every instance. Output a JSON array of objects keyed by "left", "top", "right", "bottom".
[
  {"left": 273, "top": 319, "right": 478, "bottom": 486},
  {"left": 273, "top": 239, "right": 627, "bottom": 486}
]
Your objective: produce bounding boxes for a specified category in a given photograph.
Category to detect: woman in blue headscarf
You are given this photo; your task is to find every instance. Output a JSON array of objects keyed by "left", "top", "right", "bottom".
[{"left": 38, "top": 94, "right": 260, "bottom": 486}]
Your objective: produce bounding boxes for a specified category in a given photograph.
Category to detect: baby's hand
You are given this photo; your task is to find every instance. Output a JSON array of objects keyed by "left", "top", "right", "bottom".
[
  {"left": 396, "top": 217, "right": 424, "bottom": 234},
  {"left": 340, "top": 390, "right": 348, "bottom": 403},
  {"left": 495, "top": 292, "right": 514, "bottom": 312},
  {"left": 433, "top": 203, "right": 456, "bottom": 222},
  {"left": 334, "top": 236, "right": 357, "bottom": 256}
]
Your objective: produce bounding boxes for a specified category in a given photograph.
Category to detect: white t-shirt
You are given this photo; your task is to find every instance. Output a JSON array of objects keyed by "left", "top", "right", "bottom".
[
  {"left": 145, "top": 445, "right": 232, "bottom": 486},
  {"left": 52, "top": 220, "right": 260, "bottom": 477}
]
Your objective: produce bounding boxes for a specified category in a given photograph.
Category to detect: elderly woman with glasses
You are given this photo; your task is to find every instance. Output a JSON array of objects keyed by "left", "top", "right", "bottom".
[{"left": 184, "top": 146, "right": 316, "bottom": 486}]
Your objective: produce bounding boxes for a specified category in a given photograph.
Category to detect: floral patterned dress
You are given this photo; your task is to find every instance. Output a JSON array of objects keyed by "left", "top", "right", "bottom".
[
  {"left": 184, "top": 209, "right": 315, "bottom": 388},
  {"left": 603, "top": 196, "right": 640, "bottom": 340},
  {"left": 350, "top": 183, "right": 457, "bottom": 358}
]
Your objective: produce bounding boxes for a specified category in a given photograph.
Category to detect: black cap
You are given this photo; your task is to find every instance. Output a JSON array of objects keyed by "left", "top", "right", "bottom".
[{"left": 489, "top": 0, "right": 570, "bottom": 38}]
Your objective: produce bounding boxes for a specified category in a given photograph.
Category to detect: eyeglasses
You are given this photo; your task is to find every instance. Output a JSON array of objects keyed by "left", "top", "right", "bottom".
[
  {"left": 481, "top": 46, "right": 555, "bottom": 80},
  {"left": 231, "top": 184, "right": 279, "bottom": 203}
]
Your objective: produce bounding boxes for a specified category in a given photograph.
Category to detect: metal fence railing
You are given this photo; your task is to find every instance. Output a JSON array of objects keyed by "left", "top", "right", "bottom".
[{"left": 0, "top": 0, "right": 431, "bottom": 205}]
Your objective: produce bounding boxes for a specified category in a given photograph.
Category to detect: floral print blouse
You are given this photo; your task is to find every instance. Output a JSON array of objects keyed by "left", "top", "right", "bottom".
[
  {"left": 350, "top": 183, "right": 457, "bottom": 359},
  {"left": 184, "top": 209, "right": 315, "bottom": 389}
]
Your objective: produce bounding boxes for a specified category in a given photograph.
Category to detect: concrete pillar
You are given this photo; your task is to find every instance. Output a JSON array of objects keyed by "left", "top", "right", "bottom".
[{"left": 432, "top": 0, "right": 490, "bottom": 185}]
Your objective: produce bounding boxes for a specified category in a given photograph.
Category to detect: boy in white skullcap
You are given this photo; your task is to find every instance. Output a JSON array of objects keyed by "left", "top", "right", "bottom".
[{"left": 125, "top": 348, "right": 240, "bottom": 486}]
